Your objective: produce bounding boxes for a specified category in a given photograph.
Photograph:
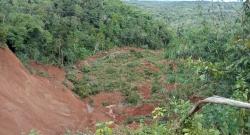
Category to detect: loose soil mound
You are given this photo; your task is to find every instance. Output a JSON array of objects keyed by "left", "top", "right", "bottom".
[{"left": 0, "top": 48, "right": 111, "bottom": 135}]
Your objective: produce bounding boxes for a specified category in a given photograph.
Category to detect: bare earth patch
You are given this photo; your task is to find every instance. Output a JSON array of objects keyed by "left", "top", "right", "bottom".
[
  {"left": 137, "top": 82, "right": 152, "bottom": 99},
  {"left": 0, "top": 48, "right": 113, "bottom": 135}
]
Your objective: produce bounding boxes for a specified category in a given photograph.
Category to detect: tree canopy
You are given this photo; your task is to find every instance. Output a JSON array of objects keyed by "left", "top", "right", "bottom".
[{"left": 0, "top": 0, "right": 171, "bottom": 66}]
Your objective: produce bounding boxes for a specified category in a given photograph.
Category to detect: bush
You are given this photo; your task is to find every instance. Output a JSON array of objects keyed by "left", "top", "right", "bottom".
[{"left": 125, "top": 90, "right": 140, "bottom": 105}]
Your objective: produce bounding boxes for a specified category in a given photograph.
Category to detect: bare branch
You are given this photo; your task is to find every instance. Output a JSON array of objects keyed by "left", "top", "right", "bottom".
[
  {"left": 188, "top": 96, "right": 250, "bottom": 117},
  {"left": 177, "top": 96, "right": 250, "bottom": 129}
]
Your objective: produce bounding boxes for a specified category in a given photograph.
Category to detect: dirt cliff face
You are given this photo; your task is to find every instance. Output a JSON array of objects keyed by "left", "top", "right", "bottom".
[
  {"left": 0, "top": 47, "right": 159, "bottom": 134},
  {"left": 0, "top": 48, "right": 111, "bottom": 135}
]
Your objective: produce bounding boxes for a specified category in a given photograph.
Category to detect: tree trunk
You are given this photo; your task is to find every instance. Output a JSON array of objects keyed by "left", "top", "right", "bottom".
[{"left": 179, "top": 96, "right": 250, "bottom": 127}]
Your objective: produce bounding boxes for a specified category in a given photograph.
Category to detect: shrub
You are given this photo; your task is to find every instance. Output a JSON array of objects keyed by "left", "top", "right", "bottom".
[{"left": 125, "top": 89, "right": 140, "bottom": 105}]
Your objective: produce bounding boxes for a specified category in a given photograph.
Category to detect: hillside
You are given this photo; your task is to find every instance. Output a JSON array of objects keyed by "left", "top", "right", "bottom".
[
  {"left": 0, "top": 0, "right": 249, "bottom": 135},
  {"left": 0, "top": 0, "right": 170, "bottom": 66},
  {"left": 0, "top": 47, "right": 113, "bottom": 134},
  {"left": 0, "top": 46, "right": 178, "bottom": 134}
]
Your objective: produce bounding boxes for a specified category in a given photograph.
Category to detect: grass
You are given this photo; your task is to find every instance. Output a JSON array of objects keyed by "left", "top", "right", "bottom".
[
  {"left": 70, "top": 49, "right": 168, "bottom": 104},
  {"left": 68, "top": 48, "right": 218, "bottom": 107},
  {"left": 25, "top": 64, "right": 50, "bottom": 78}
]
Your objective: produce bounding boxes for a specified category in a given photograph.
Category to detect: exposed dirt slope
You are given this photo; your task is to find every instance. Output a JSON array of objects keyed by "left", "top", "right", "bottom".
[
  {"left": 0, "top": 48, "right": 111, "bottom": 135},
  {"left": 0, "top": 47, "right": 164, "bottom": 134}
]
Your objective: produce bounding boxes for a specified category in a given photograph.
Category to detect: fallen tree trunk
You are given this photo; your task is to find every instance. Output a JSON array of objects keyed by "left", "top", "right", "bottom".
[
  {"left": 179, "top": 96, "right": 250, "bottom": 127},
  {"left": 188, "top": 96, "right": 250, "bottom": 116}
]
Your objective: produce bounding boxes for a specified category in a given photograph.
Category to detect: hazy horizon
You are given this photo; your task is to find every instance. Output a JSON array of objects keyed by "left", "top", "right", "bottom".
[{"left": 124, "top": 0, "right": 243, "bottom": 2}]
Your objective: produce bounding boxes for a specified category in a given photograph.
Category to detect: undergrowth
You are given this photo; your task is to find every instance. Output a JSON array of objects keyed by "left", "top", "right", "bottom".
[{"left": 69, "top": 49, "right": 166, "bottom": 104}]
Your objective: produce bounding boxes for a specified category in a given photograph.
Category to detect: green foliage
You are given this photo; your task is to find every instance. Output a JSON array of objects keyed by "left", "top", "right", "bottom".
[
  {"left": 132, "top": 123, "right": 171, "bottom": 135},
  {"left": 0, "top": 0, "right": 171, "bottom": 66},
  {"left": 243, "top": 0, "right": 250, "bottom": 39},
  {"left": 0, "top": 43, "right": 6, "bottom": 48},
  {"left": 129, "top": 1, "right": 250, "bottom": 135},
  {"left": 166, "top": 21, "right": 234, "bottom": 62},
  {"left": 152, "top": 107, "right": 166, "bottom": 120},
  {"left": 95, "top": 121, "right": 113, "bottom": 135},
  {"left": 127, "top": 99, "right": 221, "bottom": 135},
  {"left": 5, "top": 1, "right": 250, "bottom": 134},
  {"left": 71, "top": 49, "right": 166, "bottom": 103},
  {"left": 0, "top": 24, "right": 7, "bottom": 43},
  {"left": 64, "top": 130, "right": 92, "bottom": 135},
  {"left": 182, "top": 114, "right": 220, "bottom": 135},
  {"left": 124, "top": 89, "right": 140, "bottom": 105},
  {"left": 201, "top": 105, "right": 246, "bottom": 135},
  {"left": 151, "top": 80, "right": 162, "bottom": 93},
  {"left": 26, "top": 129, "right": 40, "bottom": 135}
]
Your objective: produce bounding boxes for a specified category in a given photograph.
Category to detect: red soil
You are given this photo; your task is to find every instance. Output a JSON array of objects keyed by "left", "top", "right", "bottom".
[
  {"left": 77, "top": 52, "right": 107, "bottom": 69},
  {"left": 137, "top": 82, "right": 152, "bottom": 99},
  {"left": 165, "top": 83, "right": 177, "bottom": 91},
  {"left": 143, "top": 60, "right": 160, "bottom": 72},
  {"left": 76, "top": 47, "right": 145, "bottom": 80},
  {"left": 86, "top": 93, "right": 155, "bottom": 125},
  {"left": 159, "top": 60, "right": 178, "bottom": 72},
  {"left": 0, "top": 47, "right": 159, "bottom": 134},
  {"left": 84, "top": 92, "right": 154, "bottom": 126},
  {"left": 0, "top": 48, "right": 111, "bottom": 135},
  {"left": 85, "top": 92, "right": 125, "bottom": 127},
  {"left": 125, "top": 104, "right": 155, "bottom": 116},
  {"left": 189, "top": 95, "right": 204, "bottom": 103},
  {"left": 85, "top": 92, "right": 124, "bottom": 108},
  {"left": 115, "top": 104, "right": 155, "bottom": 123},
  {"left": 77, "top": 47, "right": 145, "bottom": 69},
  {"left": 127, "top": 122, "right": 140, "bottom": 129},
  {"left": 29, "top": 61, "right": 66, "bottom": 82}
]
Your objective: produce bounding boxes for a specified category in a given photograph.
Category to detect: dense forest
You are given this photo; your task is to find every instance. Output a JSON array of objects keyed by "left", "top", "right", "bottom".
[
  {"left": 0, "top": 0, "right": 250, "bottom": 135},
  {"left": 0, "top": 0, "right": 170, "bottom": 66},
  {"left": 124, "top": 1, "right": 250, "bottom": 135}
]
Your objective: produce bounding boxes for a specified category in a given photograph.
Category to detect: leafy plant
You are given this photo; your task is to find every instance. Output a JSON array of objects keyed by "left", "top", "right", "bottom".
[
  {"left": 95, "top": 121, "right": 113, "bottom": 135},
  {"left": 26, "top": 129, "right": 40, "bottom": 135},
  {"left": 125, "top": 89, "right": 140, "bottom": 105}
]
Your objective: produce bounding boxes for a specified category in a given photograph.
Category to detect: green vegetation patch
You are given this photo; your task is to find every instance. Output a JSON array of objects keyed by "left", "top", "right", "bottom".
[{"left": 71, "top": 49, "right": 168, "bottom": 105}]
